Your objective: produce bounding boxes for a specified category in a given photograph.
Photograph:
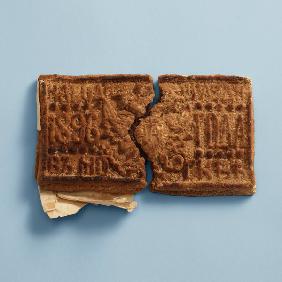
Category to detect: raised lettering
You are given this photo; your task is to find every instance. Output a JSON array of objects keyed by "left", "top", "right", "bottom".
[{"left": 234, "top": 114, "right": 244, "bottom": 147}]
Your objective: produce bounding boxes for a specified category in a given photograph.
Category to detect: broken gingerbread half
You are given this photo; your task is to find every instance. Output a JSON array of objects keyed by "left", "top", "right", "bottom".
[
  {"left": 135, "top": 75, "right": 255, "bottom": 196},
  {"left": 35, "top": 74, "right": 154, "bottom": 217}
]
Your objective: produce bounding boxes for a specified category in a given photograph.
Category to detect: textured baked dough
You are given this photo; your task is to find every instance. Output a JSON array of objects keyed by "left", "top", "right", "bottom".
[
  {"left": 36, "top": 74, "right": 154, "bottom": 194},
  {"left": 135, "top": 75, "right": 255, "bottom": 196}
]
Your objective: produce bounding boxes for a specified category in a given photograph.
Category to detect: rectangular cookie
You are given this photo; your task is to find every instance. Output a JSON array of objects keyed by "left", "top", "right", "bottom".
[
  {"left": 135, "top": 75, "right": 255, "bottom": 196},
  {"left": 36, "top": 74, "right": 154, "bottom": 197}
]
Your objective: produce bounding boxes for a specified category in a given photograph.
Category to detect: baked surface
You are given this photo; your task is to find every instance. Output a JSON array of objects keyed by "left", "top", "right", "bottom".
[
  {"left": 135, "top": 75, "right": 255, "bottom": 196},
  {"left": 36, "top": 74, "right": 154, "bottom": 193}
]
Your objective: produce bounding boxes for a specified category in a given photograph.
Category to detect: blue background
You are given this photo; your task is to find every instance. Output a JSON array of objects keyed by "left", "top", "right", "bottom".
[{"left": 0, "top": 1, "right": 281, "bottom": 281}]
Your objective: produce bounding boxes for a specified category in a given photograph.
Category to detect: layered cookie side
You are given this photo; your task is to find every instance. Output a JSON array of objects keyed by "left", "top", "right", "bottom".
[
  {"left": 36, "top": 74, "right": 154, "bottom": 196},
  {"left": 135, "top": 75, "right": 255, "bottom": 196}
]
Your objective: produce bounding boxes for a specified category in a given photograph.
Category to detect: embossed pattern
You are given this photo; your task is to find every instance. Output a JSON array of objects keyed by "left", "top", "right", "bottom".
[
  {"left": 135, "top": 75, "right": 255, "bottom": 196},
  {"left": 36, "top": 75, "right": 154, "bottom": 193}
]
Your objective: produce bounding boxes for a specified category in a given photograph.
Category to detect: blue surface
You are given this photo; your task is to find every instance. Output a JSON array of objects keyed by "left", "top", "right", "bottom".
[{"left": 1, "top": 1, "right": 282, "bottom": 281}]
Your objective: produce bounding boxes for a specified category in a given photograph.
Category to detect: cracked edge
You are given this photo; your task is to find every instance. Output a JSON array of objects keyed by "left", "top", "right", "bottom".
[
  {"left": 130, "top": 85, "right": 156, "bottom": 158},
  {"left": 133, "top": 80, "right": 161, "bottom": 189},
  {"left": 128, "top": 75, "right": 155, "bottom": 180},
  {"left": 134, "top": 78, "right": 165, "bottom": 191},
  {"left": 135, "top": 74, "right": 255, "bottom": 194},
  {"left": 36, "top": 75, "right": 154, "bottom": 218}
]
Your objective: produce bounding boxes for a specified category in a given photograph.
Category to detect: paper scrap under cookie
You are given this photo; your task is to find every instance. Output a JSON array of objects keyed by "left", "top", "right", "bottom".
[
  {"left": 38, "top": 187, "right": 137, "bottom": 218},
  {"left": 58, "top": 191, "right": 137, "bottom": 212},
  {"left": 39, "top": 187, "right": 86, "bottom": 219}
]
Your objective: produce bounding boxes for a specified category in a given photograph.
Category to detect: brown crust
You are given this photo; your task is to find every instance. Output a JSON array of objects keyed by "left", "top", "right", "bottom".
[
  {"left": 158, "top": 74, "right": 251, "bottom": 84},
  {"left": 135, "top": 74, "right": 256, "bottom": 196},
  {"left": 152, "top": 182, "right": 255, "bottom": 196},
  {"left": 38, "top": 74, "right": 153, "bottom": 83},
  {"left": 36, "top": 74, "right": 154, "bottom": 194}
]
